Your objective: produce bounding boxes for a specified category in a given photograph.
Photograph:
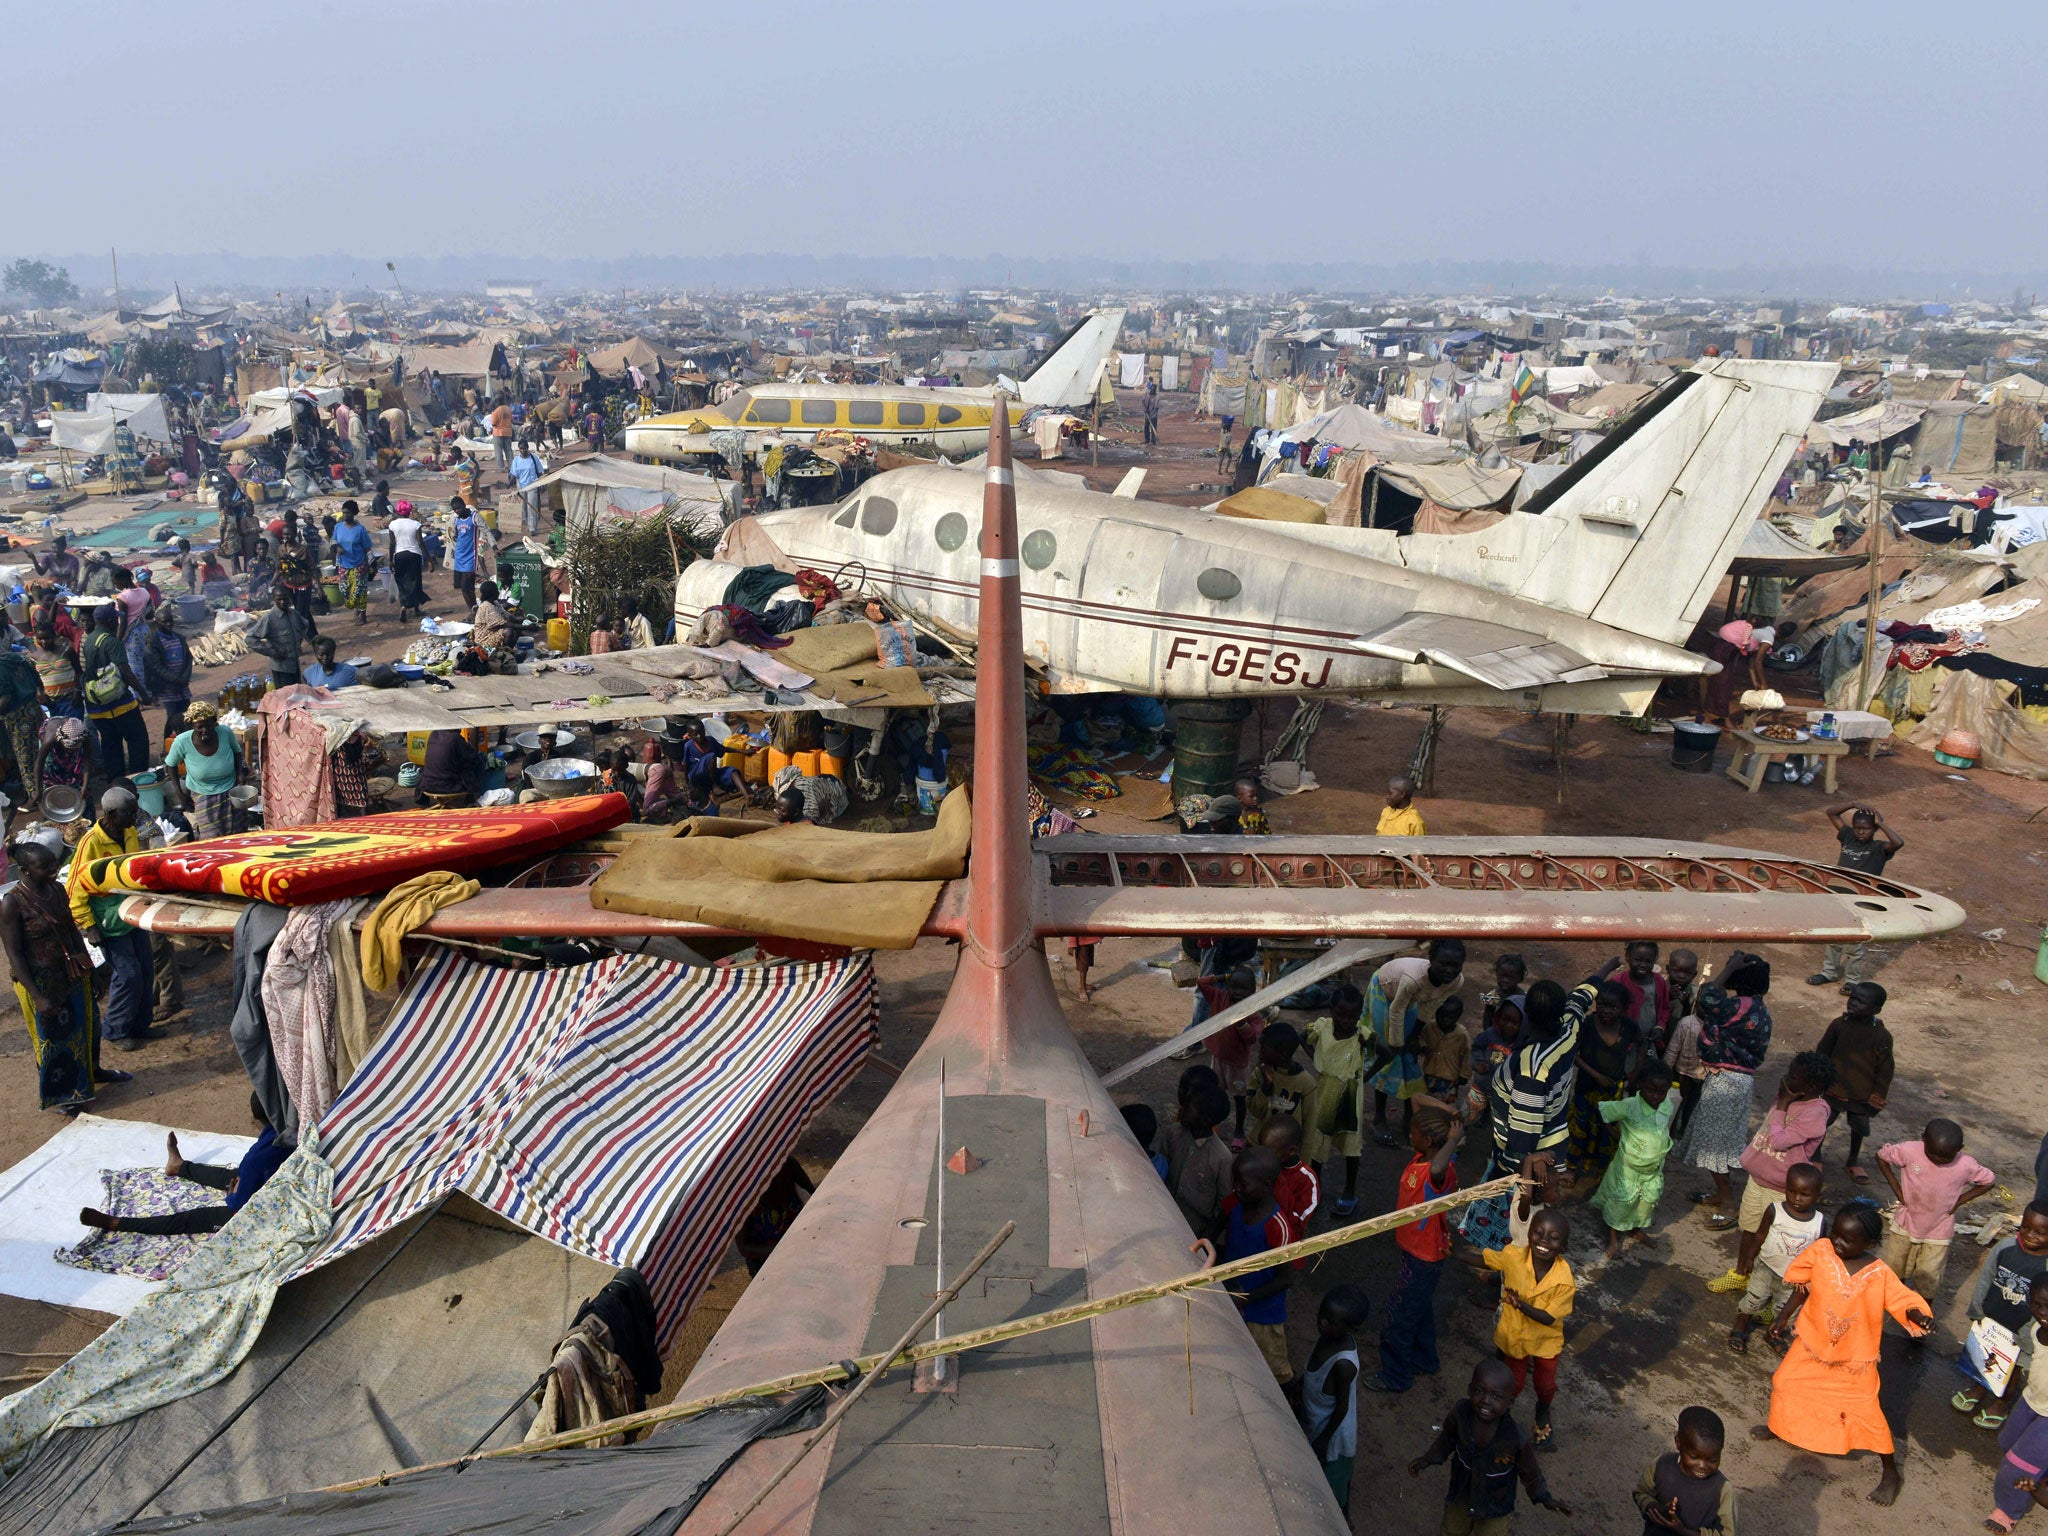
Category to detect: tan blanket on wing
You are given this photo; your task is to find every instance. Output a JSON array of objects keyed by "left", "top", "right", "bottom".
[{"left": 590, "top": 788, "right": 970, "bottom": 948}]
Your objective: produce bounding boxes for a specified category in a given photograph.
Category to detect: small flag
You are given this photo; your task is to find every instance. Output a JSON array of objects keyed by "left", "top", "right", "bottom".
[{"left": 1511, "top": 363, "right": 1538, "bottom": 404}]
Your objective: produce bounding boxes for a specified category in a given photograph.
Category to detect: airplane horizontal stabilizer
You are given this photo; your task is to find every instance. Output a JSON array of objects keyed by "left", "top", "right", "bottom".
[{"left": 1353, "top": 614, "right": 1609, "bottom": 690}]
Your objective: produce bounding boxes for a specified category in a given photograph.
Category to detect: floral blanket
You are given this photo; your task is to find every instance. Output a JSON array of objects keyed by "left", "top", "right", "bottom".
[{"left": 53, "top": 1168, "right": 215, "bottom": 1282}]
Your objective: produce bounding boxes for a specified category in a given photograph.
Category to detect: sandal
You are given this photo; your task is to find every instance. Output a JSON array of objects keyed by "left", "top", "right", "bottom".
[
  {"left": 1704, "top": 1214, "right": 1738, "bottom": 1232},
  {"left": 1533, "top": 1408, "right": 1555, "bottom": 1450},
  {"left": 1727, "top": 1329, "right": 1750, "bottom": 1354},
  {"left": 1687, "top": 1191, "right": 1722, "bottom": 1207},
  {"left": 1371, "top": 1127, "right": 1398, "bottom": 1148},
  {"left": 1953, "top": 1388, "right": 1984, "bottom": 1413},
  {"left": 1974, "top": 1408, "right": 2009, "bottom": 1430},
  {"left": 93, "top": 1069, "right": 134, "bottom": 1085},
  {"left": 1848, "top": 1164, "right": 1871, "bottom": 1185},
  {"left": 1332, "top": 1196, "right": 1358, "bottom": 1218}
]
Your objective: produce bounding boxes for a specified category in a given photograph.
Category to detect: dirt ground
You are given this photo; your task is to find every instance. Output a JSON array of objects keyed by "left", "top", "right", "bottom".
[{"left": 3, "top": 409, "right": 2045, "bottom": 1531}]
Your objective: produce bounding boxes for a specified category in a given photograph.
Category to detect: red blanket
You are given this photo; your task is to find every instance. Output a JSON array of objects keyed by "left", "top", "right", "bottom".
[{"left": 87, "top": 795, "right": 629, "bottom": 906}]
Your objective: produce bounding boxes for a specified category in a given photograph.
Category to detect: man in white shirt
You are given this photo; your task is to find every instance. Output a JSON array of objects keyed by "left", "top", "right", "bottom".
[
  {"left": 509, "top": 439, "right": 546, "bottom": 536},
  {"left": 386, "top": 501, "right": 428, "bottom": 621}
]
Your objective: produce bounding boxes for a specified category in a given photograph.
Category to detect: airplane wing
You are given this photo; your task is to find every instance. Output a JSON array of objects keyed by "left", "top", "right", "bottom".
[{"left": 1352, "top": 613, "right": 1613, "bottom": 689}]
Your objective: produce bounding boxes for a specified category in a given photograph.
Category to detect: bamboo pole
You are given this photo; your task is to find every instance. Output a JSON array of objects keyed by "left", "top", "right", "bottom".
[{"left": 314, "top": 1173, "right": 1519, "bottom": 1494}]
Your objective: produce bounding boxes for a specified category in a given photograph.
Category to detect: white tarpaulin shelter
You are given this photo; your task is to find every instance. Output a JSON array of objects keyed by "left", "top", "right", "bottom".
[
  {"left": 1274, "top": 402, "right": 1460, "bottom": 463},
  {"left": 86, "top": 393, "right": 170, "bottom": 443},
  {"left": 524, "top": 453, "right": 727, "bottom": 534},
  {"left": 242, "top": 385, "right": 343, "bottom": 439},
  {"left": 49, "top": 392, "right": 171, "bottom": 452}
]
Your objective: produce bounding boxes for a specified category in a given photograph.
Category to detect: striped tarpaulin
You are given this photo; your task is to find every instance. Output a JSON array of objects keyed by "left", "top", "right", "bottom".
[{"left": 303, "top": 949, "right": 876, "bottom": 1348}]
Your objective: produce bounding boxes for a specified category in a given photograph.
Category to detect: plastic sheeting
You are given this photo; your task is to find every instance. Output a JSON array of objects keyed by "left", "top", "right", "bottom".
[
  {"left": 1907, "top": 670, "right": 2048, "bottom": 780},
  {"left": 96, "top": 1392, "right": 818, "bottom": 1536},
  {"left": 86, "top": 392, "right": 170, "bottom": 444},
  {"left": 1374, "top": 460, "right": 1522, "bottom": 512},
  {"left": 0, "top": 1204, "right": 618, "bottom": 1532}
]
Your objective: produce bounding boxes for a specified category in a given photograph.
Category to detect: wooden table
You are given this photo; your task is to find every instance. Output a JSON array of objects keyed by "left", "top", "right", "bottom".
[{"left": 1725, "top": 728, "right": 1850, "bottom": 794}]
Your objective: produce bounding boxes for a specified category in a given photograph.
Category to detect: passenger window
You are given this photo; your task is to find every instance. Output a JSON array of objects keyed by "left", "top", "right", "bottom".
[
  {"left": 1022, "top": 529, "right": 1057, "bottom": 570},
  {"left": 934, "top": 512, "right": 970, "bottom": 551},
  {"left": 1196, "top": 568, "right": 1242, "bottom": 601},
  {"left": 801, "top": 399, "right": 837, "bottom": 426},
  {"left": 749, "top": 397, "right": 790, "bottom": 424},
  {"left": 896, "top": 402, "right": 926, "bottom": 427},
  {"left": 936, "top": 406, "right": 963, "bottom": 425},
  {"left": 861, "top": 497, "right": 899, "bottom": 536},
  {"left": 848, "top": 400, "right": 885, "bottom": 426}
]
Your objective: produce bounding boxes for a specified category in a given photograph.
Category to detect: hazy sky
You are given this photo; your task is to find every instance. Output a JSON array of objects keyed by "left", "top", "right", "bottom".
[{"left": 15, "top": 0, "right": 2042, "bottom": 273}]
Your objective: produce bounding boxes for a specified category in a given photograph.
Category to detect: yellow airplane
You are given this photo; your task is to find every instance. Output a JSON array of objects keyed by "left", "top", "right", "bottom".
[{"left": 622, "top": 307, "right": 1123, "bottom": 464}]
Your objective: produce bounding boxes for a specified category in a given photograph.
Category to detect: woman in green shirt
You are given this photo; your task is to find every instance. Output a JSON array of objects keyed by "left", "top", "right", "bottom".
[{"left": 165, "top": 701, "right": 244, "bottom": 841}]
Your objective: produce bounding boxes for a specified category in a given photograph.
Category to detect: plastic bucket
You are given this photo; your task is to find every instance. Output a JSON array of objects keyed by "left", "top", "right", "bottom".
[
  {"left": 131, "top": 769, "right": 167, "bottom": 818},
  {"left": 1671, "top": 720, "right": 1720, "bottom": 773},
  {"left": 915, "top": 773, "right": 947, "bottom": 816}
]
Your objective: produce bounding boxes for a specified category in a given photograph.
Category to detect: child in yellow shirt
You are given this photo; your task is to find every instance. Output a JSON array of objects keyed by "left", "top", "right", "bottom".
[
  {"left": 1454, "top": 1208, "right": 1576, "bottom": 1448},
  {"left": 1377, "top": 775, "right": 1425, "bottom": 836}
]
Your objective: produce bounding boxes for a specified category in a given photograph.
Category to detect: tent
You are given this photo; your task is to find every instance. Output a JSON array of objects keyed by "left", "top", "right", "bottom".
[
  {"left": 585, "top": 336, "right": 674, "bottom": 375},
  {"left": 1810, "top": 400, "right": 1926, "bottom": 448},
  {"left": 523, "top": 453, "right": 728, "bottom": 534},
  {"left": 0, "top": 948, "right": 875, "bottom": 1519},
  {"left": 1911, "top": 402, "right": 1998, "bottom": 476},
  {"left": 1374, "top": 459, "right": 1522, "bottom": 512},
  {"left": 1273, "top": 402, "right": 1459, "bottom": 463},
  {"left": 401, "top": 342, "right": 497, "bottom": 381},
  {"left": 1726, "top": 516, "right": 1869, "bottom": 577},
  {"left": 87, "top": 391, "right": 170, "bottom": 442},
  {"left": 30, "top": 352, "right": 104, "bottom": 392}
]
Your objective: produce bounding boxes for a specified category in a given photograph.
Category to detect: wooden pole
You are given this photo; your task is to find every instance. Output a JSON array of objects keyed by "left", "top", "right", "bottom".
[
  {"left": 312, "top": 1174, "right": 1519, "bottom": 1493},
  {"left": 1855, "top": 466, "right": 1885, "bottom": 707}
]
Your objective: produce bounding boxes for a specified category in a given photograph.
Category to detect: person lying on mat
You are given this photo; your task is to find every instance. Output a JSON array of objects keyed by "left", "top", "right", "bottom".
[{"left": 78, "top": 1093, "right": 290, "bottom": 1236}]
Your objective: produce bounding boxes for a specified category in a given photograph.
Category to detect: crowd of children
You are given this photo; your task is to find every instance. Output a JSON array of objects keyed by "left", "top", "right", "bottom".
[{"left": 1119, "top": 908, "right": 2041, "bottom": 1531}]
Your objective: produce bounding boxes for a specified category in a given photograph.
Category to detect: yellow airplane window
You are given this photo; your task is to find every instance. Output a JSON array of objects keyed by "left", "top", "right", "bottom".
[
  {"left": 750, "top": 398, "right": 790, "bottom": 425},
  {"left": 848, "top": 400, "right": 885, "bottom": 427},
  {"left": 800, "top": 399, "right": 837, "bottom": 426},
  {"left": 897, "top": 402, "right": 926, "bottom": 427},
  {"left": 937, "top": 406, "right": 964, "bottom": 425}
]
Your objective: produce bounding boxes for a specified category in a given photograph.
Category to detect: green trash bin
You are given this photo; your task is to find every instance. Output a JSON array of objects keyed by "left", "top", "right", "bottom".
[{"left": 499, "top": 546, "right": 548, "bottom": 619}]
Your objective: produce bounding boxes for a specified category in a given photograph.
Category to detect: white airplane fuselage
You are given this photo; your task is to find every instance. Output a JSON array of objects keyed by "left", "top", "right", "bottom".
[
  {"left": 676, "top": 359, "right": 1838, "bottom": 715},
  {"left": 680, "top": 463, "right": 1697, "bottom": 714}
]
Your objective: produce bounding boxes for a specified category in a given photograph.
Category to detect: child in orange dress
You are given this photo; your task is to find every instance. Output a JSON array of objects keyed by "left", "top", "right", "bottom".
[{"left": 1757, "top": 1201, "right": 1933, "bottom": 1507}]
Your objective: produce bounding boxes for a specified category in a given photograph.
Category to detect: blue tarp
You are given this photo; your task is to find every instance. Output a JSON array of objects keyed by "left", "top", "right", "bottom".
[{"left": 31, "top": 355, "right": 104, "bottom": 390}]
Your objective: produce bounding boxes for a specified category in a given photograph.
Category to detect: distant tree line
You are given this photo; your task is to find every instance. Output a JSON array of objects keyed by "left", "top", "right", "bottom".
[{"left": 2, "top": 259, "right": 79, "bottom": 307}]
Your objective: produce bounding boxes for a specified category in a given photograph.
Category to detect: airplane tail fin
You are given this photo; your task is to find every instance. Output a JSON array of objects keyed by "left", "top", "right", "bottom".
[
  {"left": 1509, "top": 358, "right": 1836, "bottom": 645},
  {"left": 1018, "top": 308, "right": 1126, "bottom": 408}
]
